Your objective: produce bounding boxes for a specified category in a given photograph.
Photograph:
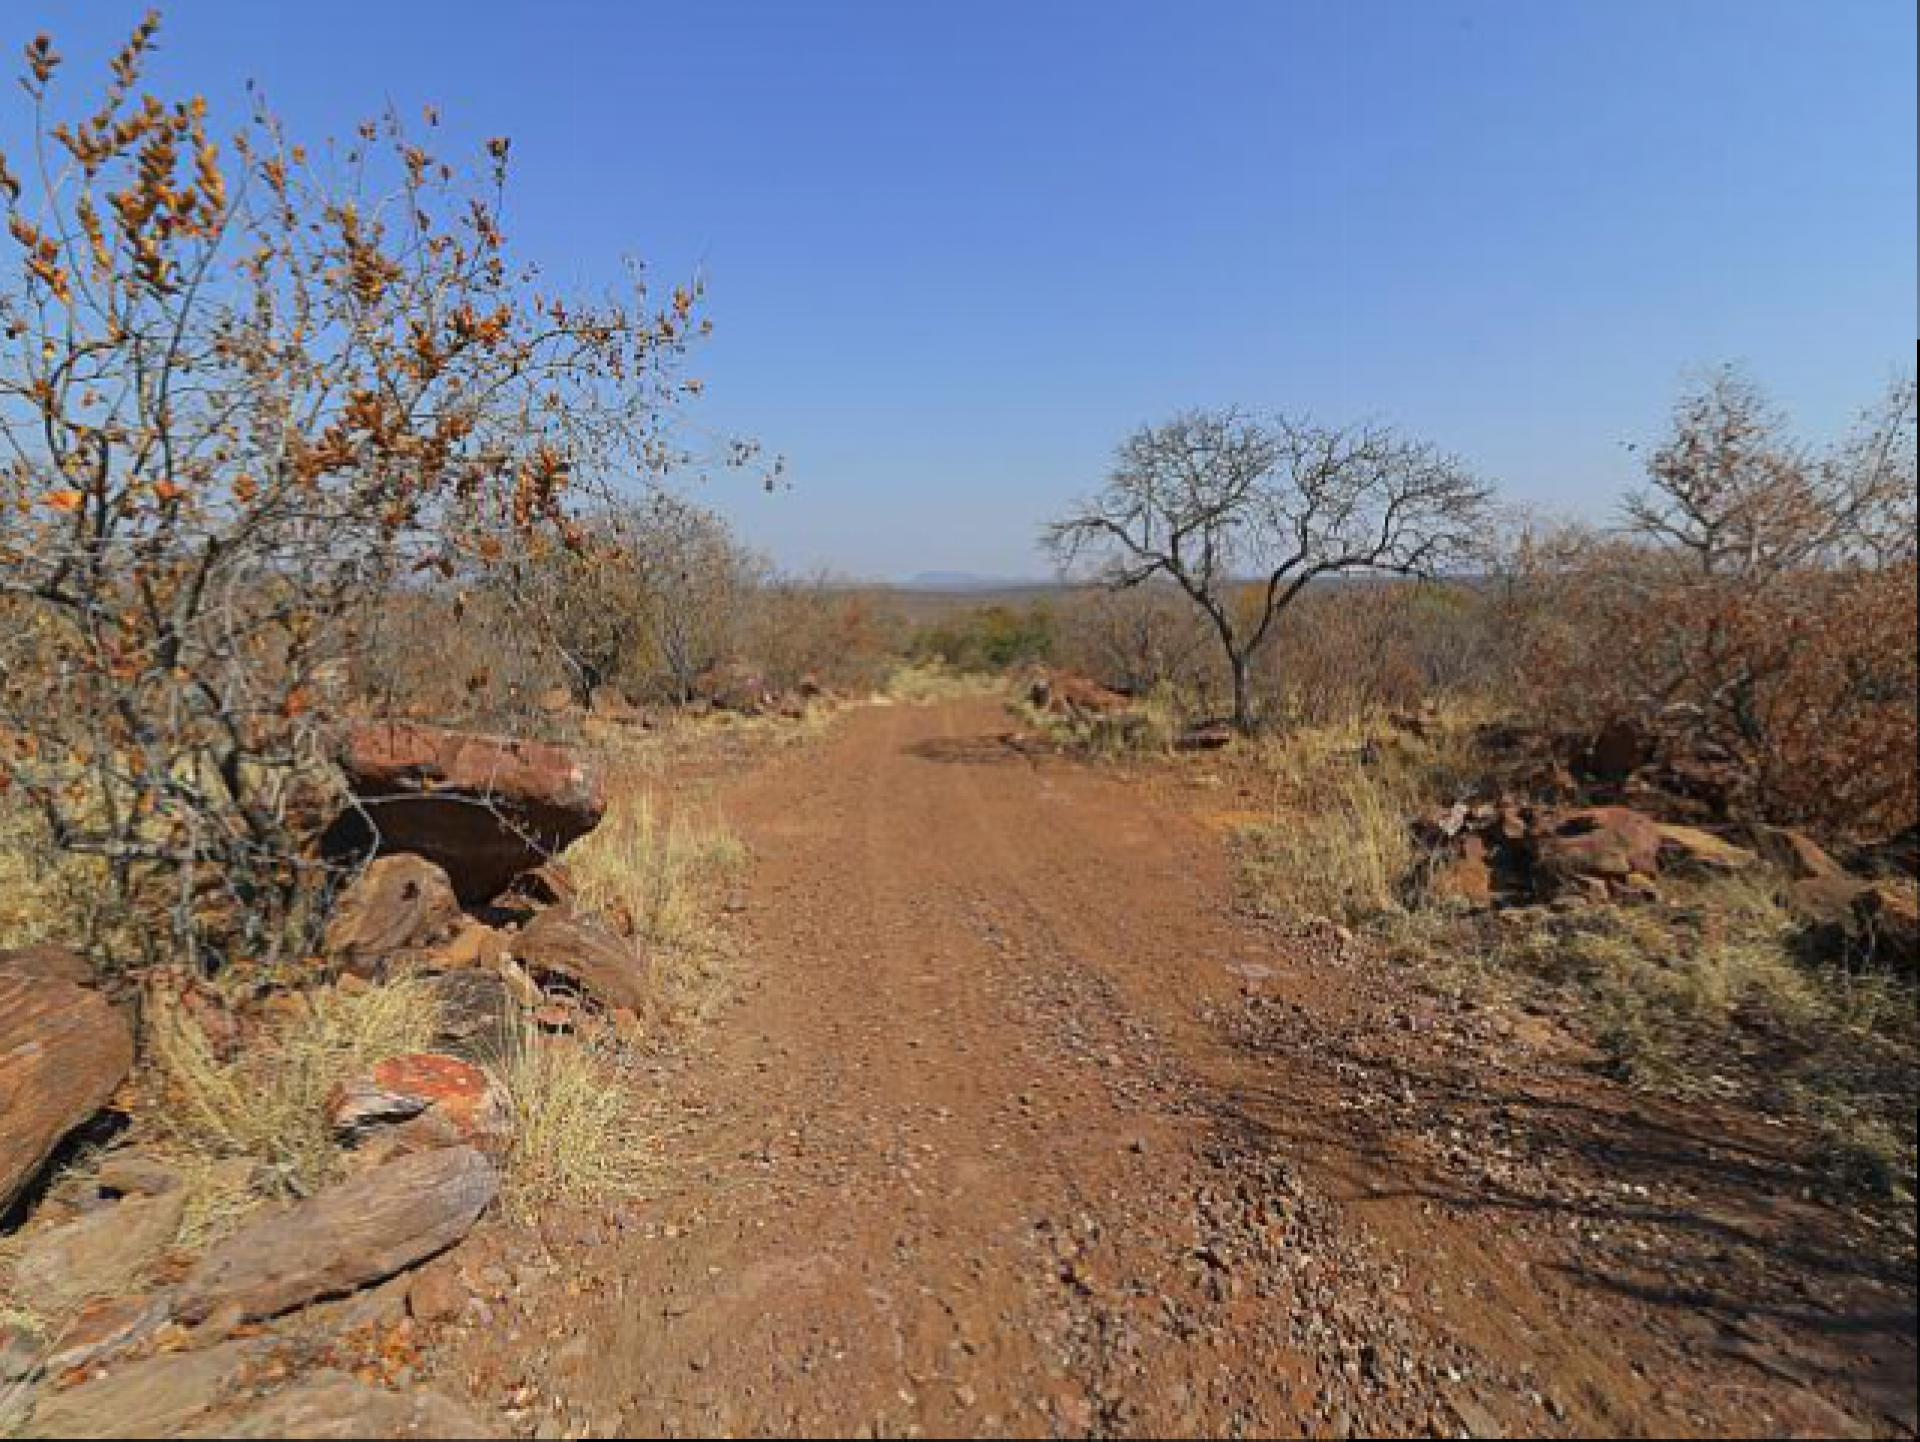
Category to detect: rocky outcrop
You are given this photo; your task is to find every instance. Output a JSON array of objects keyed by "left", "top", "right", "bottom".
[
  {"left": 175, "top": 1147, "right": 498, "bottom": 1325},
  {"left": 323, "top": 721, "right": 605, "bottom": 905},
  {"left": 1, "top": 973, "right": 134, "bottom": 1215}
]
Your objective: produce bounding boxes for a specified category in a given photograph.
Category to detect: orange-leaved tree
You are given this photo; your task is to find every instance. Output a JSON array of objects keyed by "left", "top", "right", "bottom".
[{"left": 0, "top": 14, "right": 720, "bottom": 971}]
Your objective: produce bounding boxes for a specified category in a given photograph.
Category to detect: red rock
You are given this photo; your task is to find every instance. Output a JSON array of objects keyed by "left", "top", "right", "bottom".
[
  {"left": 0, "top": 973, "right": 134, "bottom": 1214},
  {"left": 1529, "top": 806, "right": 1666, "bottom": 891},
  {"left": 1429, "top": 835, "right": 1496, "bottom": 908},
  {"left": 369, "top": 1053, "right": 510, "bottom": 1148},
  {"left": 0, "top": 944, "right": 94, "bottom": 986},
  {"left": 323, "top": 721, "right": 606, "bottom": 905}
]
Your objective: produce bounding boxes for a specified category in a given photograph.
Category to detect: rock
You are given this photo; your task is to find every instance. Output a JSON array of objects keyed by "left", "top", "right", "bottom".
[
  {"left": 322, "top": 721, "right": 606, "bottom": 905},
  {"left": 535, "top": 685, "right": 576, "bottom": 716},
  {"left": 21, "top": 1339, "right": 262, "bottom": 1439},
  {"left": 0, "top": 945, "right": 94, "bottom": 986},
  {"left": 425, "top": 970, "right": 520, "bottom": 1063},
  {"left": 197, "top": 1374, "right": 500, "bottom": 1438},
  {"left": 1652, "top": 823, "right": 1757, "bottom": 875},
  {"left": 0, "top": 973, "right": 134, "bottom": 1216},
  {"left": 1581, "top": 719, "right": 1650, "bottom": 782},
  {"left": 406, "top": 1260, "right": 469, "bottom": 1324},
  {"left": 588, "top": 686, "right": 643, "bottom": 722},
  {"left": 175, "top": 1146, "right": 498, "bottom": 1325},
  {"left": 510, "top": 904, "right": 651, "bottom": 1014},
  {"left": 1174, "top": 723, "right": 1234, "bottom": 752},
  {"left": 695, "top": 662, "right": 774, "bottom": 715},
  {"left": 1856, "top": 882, "right": 1918, "bottom": 972},
  {"left": 1030, "top": 670, "right": 1130, "bottom": 718},
  {"left": 423, "top": 919, "right": 507, "bottom": 972},
  {"left": 322, "top": 856, "right": 463, "bottom": 977},
  {"left": 1744, "top": 824, "right": 1846, "bottom": 882},
  {"left": 325, "top": 1078, "right": 433, "bottom": 1142},
  {"left": 13, "top": 1187, "right": 185, "bottom": 1310},
  {"left": 94, "top": 1154, "right": 184, "bottom": 1198},
  {"left": 1529, "top": 806, "right": 1666, "bottom": 891},
  {"left": 1429, "top": 836, "right": 1496, "bottom": 908},
  {"left": 367, "top": 1053, "right": 510, "bottom": 1150},
  {"left": 41, "top": 1292, "right": 173, "bottom": 1376}
]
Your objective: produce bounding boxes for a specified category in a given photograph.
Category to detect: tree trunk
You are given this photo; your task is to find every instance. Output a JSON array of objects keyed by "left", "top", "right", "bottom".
[{"left": 1229, "top": 653, "right": 1255, "bottom": 734}]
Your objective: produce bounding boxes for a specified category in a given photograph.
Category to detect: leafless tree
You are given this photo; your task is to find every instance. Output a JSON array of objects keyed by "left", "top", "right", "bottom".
[{"left": 1043, "top": 409, "right": 1492, "bottom": 732}]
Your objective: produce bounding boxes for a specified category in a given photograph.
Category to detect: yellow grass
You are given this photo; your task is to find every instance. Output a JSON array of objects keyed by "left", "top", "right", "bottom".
[
  {"left": 566, "top": 787, "right": 746, "bottom": 951},
  {"left": 487, "top": 1021, "right": 654, "bottom": 1216},
  {"left": 145, "top": 974, "right": 441, "bottom": 1202},
  {"left": 879, "top": 662, "right": 1004, "bottom": 705}
]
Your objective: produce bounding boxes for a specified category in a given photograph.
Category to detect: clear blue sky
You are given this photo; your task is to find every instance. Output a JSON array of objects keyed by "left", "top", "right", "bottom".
[{"left": 12, "top": 2, "right": 1916, "bottom": 578}]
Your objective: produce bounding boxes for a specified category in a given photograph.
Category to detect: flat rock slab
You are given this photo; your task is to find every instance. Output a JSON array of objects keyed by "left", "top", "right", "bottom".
[
  {"left": 14, "top": 1188, "right": 185, "bottom": 1309},
  {"left": 191, "top": 1374, "right": 500, "bottom": 1439},
  {"left": 175, "top": 1146, "right": 498, "bottom": 1324},
  {"left": 22, "top": 1339, "right": 262, "bottom": 1439},
  {"left": 0, "top": 974, "right": 134, "bottom": 1214},
  {"left": 324, "top": 721, "right": 605, "bottom": 905},
  {"left": 510, "top": 904, "right": 651, "bottom": 1013}
]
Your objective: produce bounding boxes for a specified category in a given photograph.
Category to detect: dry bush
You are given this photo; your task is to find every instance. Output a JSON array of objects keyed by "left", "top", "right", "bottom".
[
  {"left": 1512, "top": 371, "right": 1917, "bottom": 840},
  {"left": 144, "top": 974, "right": 441, "bottom": 1202},
  {"left": 1052, "top": 583, "right": 1220, "bottom": 700},
  {"left": 744, "top": 579, "right": 905, "bottom": 694},
  {"left": 0, "top": 15, "right": 733, "bottom": 974},
  {"left": 488, "top": 1022, "right": 653, "bottom": 1216}
]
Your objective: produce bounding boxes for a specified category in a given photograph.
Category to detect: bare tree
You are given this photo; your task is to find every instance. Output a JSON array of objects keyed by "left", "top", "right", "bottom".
[{"left": 1043, "top": 409, "right": 1492, "bottom": 732}]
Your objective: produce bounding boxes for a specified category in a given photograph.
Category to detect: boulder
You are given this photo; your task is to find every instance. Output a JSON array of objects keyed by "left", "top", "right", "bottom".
[
  {"left": 364, "top": 1053, "right": 509, "bottom": 1150},
  {"left": 40, "top": 1292, "right": 174, "bottom": 1376},
  {"left": 1174, "top": 723, "right": 1235, "bottom": 753},
  {"left": 21, "top": 1339, "right": 263, "bottom": 1440},
  {"left": 197, "top": 1374, "right": 500, "bottom": 1439},
  {"left": 1528, "top": 806, "right": 1665, "bottom": 891},
  {"left": 510, "top": 904, "right": 651, "bottom": 1014},
  {"left": 322, "top": 856, "right": 463, "bottom": 977},
  {"left": 12, "top": 1186, "right": 185, "bottom": 1310},
  {"left": 1652, "top": 823, "right": 1757, "bottom": 875},
  {"left": 323, "top": 721, "right": 606, "bottom": 905},
  {"left": 695, "top": 662, "right": 774, "bottom": 715},
  {"left": 174, "top": 1146, "right": 497, "bottom": 1325},
  {"left": 424, "top": 918, "right": 509, "bottom": 973},
  {"left": 1581, "top": 719, "right": 1650, "bottom": 783},
  {"left": 1856, "top": 882, "right": 1919, "bottom": 972},
  {"left": 0, "top": 945, "right": 94, "bottom": 986},
  {"left": 1428, "top": 835, "right": 1496, "bottom": 908},
  {"left": 1744, "top": 824, "right": 1846, "bottom": 882},
  {"left": 1031, "top": 671, "right": 1130, "bottom": 718},
  {"left": 425, "top": 969, "right": 520, "bottom": 1063},
  {"left": 1, "top": 974, "right": 134, "bottom": 1216}
]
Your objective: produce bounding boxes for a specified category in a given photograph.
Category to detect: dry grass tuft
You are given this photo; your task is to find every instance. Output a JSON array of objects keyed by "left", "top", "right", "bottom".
[
  {"left": 487, "top": 1021, "right": 652, "bottom": 1216},
  {"left": 567, "top": 787, "right": 746, "bottom": 951},
  {"left": 880, "top": 662, "right": 1004, "bottom": 705},
  {"left": 0, "top": 797, "right": 99, "bottom": 951},
  {"left": 145, "top": 975, "right": 441, "bottom": 1203}
]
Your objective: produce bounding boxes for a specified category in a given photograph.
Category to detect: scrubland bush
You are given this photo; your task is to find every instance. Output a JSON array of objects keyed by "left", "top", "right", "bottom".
[
  {"left": 0, "top": 16, "right": 733, "bottom": 972},
  {"left": 909, "top": 602, "right": 1056, "bottom": 672},
  {"left": 1511, "top": 371, "right": 1917, "bottom": 840}
]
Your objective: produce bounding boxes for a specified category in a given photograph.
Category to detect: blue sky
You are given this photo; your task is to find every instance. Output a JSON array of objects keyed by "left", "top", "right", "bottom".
[{"left": 10, "top": 2, "right": 1916, "bottom": 578}]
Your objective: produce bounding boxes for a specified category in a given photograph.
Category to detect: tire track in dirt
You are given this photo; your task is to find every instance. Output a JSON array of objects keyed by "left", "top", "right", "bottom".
[{"left": 441, "top": 697, "right": 1915, "bottom": 1440}]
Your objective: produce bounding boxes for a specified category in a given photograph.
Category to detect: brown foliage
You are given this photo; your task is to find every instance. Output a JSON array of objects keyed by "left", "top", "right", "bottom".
[{"left": 0, "top": 16, "right": 721, "bottom": 971}]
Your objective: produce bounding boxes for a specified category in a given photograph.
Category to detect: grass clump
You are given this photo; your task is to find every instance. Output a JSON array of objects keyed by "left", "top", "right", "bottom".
[
  {"left": 145, "top": 974, "right": 440, "bottom": 1203},
  {"left": 487, "top": 1021, "right": 652, "bottom": 1216},
  {"left": 880, "top": 662, "right": 1003, "bottom": 705},
  {"left": 567, "top": 787, "right": 746, "bottom": 950}
]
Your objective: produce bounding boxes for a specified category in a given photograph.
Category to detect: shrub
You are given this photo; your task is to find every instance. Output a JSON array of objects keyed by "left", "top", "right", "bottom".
[{"left": 0, "top": 16, "right": 728, "bottom": 974}]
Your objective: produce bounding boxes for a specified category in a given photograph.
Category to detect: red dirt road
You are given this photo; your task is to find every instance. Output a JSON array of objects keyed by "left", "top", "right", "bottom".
[{"left": 447, "top": 698, "right": 1917, "bottom": 1438}]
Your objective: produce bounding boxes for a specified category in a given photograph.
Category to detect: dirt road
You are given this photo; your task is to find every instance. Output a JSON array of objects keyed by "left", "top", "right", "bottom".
[{"left": 447, "top": 698, "right": 1916, "bottom": 1438}]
